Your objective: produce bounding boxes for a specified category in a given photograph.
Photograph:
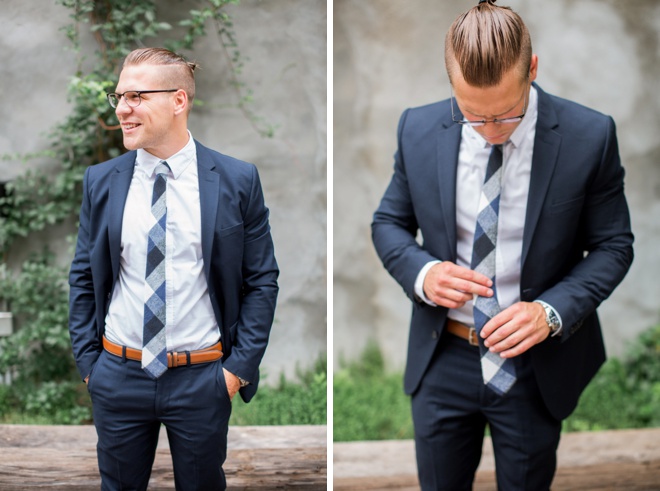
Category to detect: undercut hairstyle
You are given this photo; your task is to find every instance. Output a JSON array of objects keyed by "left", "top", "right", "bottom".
[
  {"left": 445, "top": 0, "right": 532, "bottom": 87},
  {"left": 123, "top": 47, "right": 199, "bottom": 110}
]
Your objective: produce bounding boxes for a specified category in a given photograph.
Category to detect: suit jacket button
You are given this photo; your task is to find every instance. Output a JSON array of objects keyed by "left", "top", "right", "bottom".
[{"left": 431, "top": 330, "right": 438, "bottom": 339}]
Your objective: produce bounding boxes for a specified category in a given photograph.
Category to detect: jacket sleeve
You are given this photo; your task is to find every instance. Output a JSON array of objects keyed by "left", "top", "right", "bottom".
[
  {"left": 536, "top": 116, "right": 634, "bottom": 340},
  {"left": 372, "top": 109, "right": 438, "bottom": 300},
  {"left": 221, "top": 165, "right": 279, "bottom": 402},
  {"left": 68, "top": 167, "right": 102, "bottom": 381}
]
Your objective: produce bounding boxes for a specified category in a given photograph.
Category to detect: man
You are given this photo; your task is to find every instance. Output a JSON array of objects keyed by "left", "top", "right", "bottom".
[
  {"left": 69, "top": 47, "right": 279, "bottom": 490},
  {"left": 371, "top": 1, "right": 633, "bottom": 489}
]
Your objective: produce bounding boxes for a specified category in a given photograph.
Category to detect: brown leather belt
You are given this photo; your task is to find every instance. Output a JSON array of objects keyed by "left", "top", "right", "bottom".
[
  {"left": 103, "top": 336, "right": 223, "bottom": 368},
  {"left": 445, "top": 319, "right": 479, "bottom": 346}
]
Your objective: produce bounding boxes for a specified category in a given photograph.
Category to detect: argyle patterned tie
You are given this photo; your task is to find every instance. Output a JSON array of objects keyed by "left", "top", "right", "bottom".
[
  {"left": 142, "top": 161, "right": 170, "bottom": 379},
  {"left": 470, "top": 144, "right": 517, "bottom": 395}
]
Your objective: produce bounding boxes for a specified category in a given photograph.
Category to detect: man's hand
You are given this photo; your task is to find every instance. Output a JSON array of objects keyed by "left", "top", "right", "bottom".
[
  {"left": 423, "top": 262, "right": 494, "bottom": 308},
  {"left": 223, "top": 368, "right": 240, "bottom": 401},
  {"left": 480, "top": 301, "right": 550, "bottom": 358}
]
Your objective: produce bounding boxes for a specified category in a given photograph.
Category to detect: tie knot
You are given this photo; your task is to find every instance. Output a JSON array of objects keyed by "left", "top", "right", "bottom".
[{"left": 155, "top": 161, "right": 170, "bottom": 178}]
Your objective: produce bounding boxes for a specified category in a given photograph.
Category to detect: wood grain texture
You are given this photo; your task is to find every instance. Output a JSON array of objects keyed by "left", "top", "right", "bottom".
[
  {"left": 0, "top": 424, "right": 326, "bottom": 490},
  {"left": 334, "top": 428, "right": 660, "bottom": 490}
]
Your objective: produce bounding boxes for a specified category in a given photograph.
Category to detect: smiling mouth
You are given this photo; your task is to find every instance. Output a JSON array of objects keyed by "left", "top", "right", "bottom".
[{"left": 122, "top": 123, "right": 141, "bottom": 131}]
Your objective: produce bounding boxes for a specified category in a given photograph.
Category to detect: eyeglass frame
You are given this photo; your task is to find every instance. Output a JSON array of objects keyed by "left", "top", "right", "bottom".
[
  {"left": 450, "top": 83, "right": 529, "bottom": 127},
  {"left": 106, "top": 89, "right": 179, "bottom": 109}
]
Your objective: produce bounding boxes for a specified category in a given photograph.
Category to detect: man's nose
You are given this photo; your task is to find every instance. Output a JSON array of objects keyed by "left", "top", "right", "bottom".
[
  {"left": 114, "top": 96, "right": 132, "bottom": 114},
  {"left": 481, "top": 124, "right": 501, "bottom": 136}
]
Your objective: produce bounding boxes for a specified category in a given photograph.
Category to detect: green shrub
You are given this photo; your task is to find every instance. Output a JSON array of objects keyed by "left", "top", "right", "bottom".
[
  {"left": 335, "top": 325, "right": 660, "bottom": 441},
  {"left": 231, "top": 355, "right": 327, "bottom": 426},
  {"left": 0, "top": 253, "right": 90, "bottom": 425},
  {"left": 565, "top": 323, "right": 660, "bottom": 431},
  {"left": 23, "top": 381, "right": 92, "bottom": 425},
  {"left": 0, "top": 354, "right": 326, "bottom": 426},
  {"left": 333, "top": 342, "right": 413, "bottom": 441}
]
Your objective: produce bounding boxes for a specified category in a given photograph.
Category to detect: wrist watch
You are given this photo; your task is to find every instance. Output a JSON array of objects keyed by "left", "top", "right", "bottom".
[
  {"left": 237, "top": 376, "right": 250, "bottom": 388},
  {"left": 536, "top": 301, "right": 561, "bottom": 334}
]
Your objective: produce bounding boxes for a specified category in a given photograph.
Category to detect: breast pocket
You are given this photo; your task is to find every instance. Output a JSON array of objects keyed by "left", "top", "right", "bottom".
[
  {"left": 214, "top": 223, "right": 244, "bottom": 266},
  {"left": 218, "top": 222, "right": 244, "bottom": 238},
  {"left": 548, "top": 195, "right": 585, "bottom": 216}
]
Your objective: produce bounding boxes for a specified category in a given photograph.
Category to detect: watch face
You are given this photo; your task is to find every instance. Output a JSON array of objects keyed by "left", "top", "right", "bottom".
[{"left": 543, "top": 306, "right": 558, "bottom": 331}]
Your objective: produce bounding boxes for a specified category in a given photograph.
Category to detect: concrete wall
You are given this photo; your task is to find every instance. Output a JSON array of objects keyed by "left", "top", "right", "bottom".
[
  {"left": 0, "top": 0, "right": 326, "bottom": 382},
  {"left": 3, "top": 0, "right": 659, "bottom": 379},
  {"left": 334, "top": 0, "right": 660, "bottom": 369}
]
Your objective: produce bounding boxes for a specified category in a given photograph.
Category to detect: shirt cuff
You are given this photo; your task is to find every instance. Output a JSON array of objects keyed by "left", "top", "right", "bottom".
[
  {"left": 414, "top": 260, "right": 442, "bottom": 306},
  {"left": 534, "top": 300, "right": 563, "bottom": 337}
]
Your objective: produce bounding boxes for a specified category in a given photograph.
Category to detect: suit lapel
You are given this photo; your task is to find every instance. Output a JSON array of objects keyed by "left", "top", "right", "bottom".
[
  {"left": 108, "top": 153, "right": 136, "bottom": 281},
  {"left": 195, "top": 141, "right": 220, "bottom": 280},
  {"left": 437, "top": 116, "right": 462, "bottom": 261},
  {"left": 522, "top": 85, "right": 561, "bottom": 268}
]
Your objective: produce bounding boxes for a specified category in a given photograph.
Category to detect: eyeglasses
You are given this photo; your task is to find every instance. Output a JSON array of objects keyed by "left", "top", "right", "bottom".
[
  {"left": 450, "top": 86, "right": 528, "bottom": 127},
  {"left": 106, "top": 89, "right": 179, "bottom": 109}
]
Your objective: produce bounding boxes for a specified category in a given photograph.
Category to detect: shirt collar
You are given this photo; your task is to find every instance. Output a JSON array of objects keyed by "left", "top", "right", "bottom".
[
  {"left": 136, "top": 130, "right": 196, "bottom": 179},
  {"left": 462, "top": 85, "right": 539, "bottom": 150}
]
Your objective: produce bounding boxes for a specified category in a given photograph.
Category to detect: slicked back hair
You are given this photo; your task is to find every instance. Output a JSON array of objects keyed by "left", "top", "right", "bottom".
[
  {"left": 445, "top": 0, "right": 532, "bottom": 87},
  {"left": 123, "top": 47, "right": 199, "bottom": 111}
]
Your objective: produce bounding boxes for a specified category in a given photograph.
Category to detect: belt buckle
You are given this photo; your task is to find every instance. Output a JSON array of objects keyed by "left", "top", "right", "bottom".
[{"left": 468, "top": 327, "right": 479, "bottom": 346}]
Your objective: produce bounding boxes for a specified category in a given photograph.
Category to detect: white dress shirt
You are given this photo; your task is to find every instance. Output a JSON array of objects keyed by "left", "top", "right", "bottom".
[
  {"left": 105, "top": 132, "right": 221, "bottom": 351},
  {"left": 415, "top": 86, "right": 562, "bottom": 330}
]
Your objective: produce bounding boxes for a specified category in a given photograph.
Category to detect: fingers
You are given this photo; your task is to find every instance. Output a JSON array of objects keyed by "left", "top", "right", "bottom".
[
  {"left": 443, "top": 262, "right": 493, "bottom": 289},
  {"left": 223, "top": 368, "right": 240, "bottom": 401},
  {"left": 481, "top": 302, "right": 550, "bottom": 358},
  {"left": 423, "top": 262, "right": 494, "bottom": 308}
]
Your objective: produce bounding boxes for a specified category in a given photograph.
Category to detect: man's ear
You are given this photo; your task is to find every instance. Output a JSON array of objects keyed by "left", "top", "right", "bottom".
[
  {"left": 529, "top": 54, "right": 539, "bottom": 83},
  {"left": 173, "top": 89, "right": 188, "bottom": 116}
]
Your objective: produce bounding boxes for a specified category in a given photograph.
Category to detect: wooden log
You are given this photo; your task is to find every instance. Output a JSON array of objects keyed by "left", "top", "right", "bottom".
[
  {"left": 0, "top": 424, "right": 327, "bottom": 490},
  {"left": 334, "top": 428, "right": 660, "bottom": 490}
]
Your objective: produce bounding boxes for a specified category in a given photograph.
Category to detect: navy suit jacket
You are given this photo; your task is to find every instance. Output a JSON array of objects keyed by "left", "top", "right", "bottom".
[
  {"left": 372, "top": 84, "right": 633, "bottom": 420},
  {"left": 69, "top": 140, "right": 279, "bottom": 403}
]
